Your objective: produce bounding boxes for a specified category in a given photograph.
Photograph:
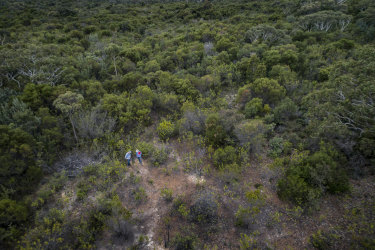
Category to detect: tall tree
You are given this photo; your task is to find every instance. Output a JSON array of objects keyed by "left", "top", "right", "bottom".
[{"left": 53, "top": 91, "right": 84, "bottom": 143}]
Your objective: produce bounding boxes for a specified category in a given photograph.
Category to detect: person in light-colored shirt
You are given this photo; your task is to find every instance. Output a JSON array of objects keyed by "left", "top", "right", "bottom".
[{"left": 125, "top": 151, "right": 132, "bottom": 166}]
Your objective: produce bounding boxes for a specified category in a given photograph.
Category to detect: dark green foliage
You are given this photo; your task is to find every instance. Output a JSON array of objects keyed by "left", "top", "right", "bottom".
[
  {"left": 268, "top": 137, "right": 285, "bottom": 158},
  {"left": 0, "top": 97, "right": 40, "bottom": 134},
  {"left": 277, "top": 145, "right": 350, "bottom": 206},
  {"left": 237, "top": 55, "right": 266, "bottom": 82},
  {"left": 0, "top": 0, "right": 374, "bottom": 248},
  {"left": 21, "top": 83, "right": 56, "bottom": 111},
  {"left": 205, "top": 114, "right": 227, "bottom": 148},
  {"left": 136, "top": 141, "right": 154, "bottom": 158},
  {"left": 0, "top": 125, "right": 41, "bottom": 197},
  {"left": 212, "top": 146, "right": 237, "bottom": 168},
  {"left": 250, "top": 78, "right": 286, "bottom": 106},
  {"left": 190, "top": 193, "right": 218, "bottom": 225},
  {"left": 126, "top": 85, "right": 155, "bottom": 126},
  {"left": 310, "top": 230, "right": 341, "bottom": 250},
  {"left": 71, "top": 80, "right": 106, "bottom": 105},
  {"left": 244, "top": 98, "right": 264, "bottom": 118},
  {"left": 0, "top": 199, "right": 28, "bottom": 245},
  {"left": 236, "top": 85, "right": 252, "bottom": 109},
  {"left": 172, "top": 230, "right": 198, "bottom": 250},
  {"left": 76, "top": 181, "right": 90, "bottom": 201},
  {"left": 273, "top": 98, "right": 298, "bottom": 124}
]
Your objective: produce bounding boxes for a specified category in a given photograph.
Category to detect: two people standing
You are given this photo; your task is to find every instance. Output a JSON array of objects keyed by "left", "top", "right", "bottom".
[{"left": 125, "top": 149, "right": 142, "bottom": 166}]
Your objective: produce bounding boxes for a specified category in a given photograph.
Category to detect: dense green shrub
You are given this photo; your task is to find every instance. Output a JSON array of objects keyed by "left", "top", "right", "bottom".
[
  {"left": 235, "top": 205, "right": 257, "bottom": 228},
  {"left": 310, "top": 230, "right": 341, "bottom": 250},
  {"left": 144, "top": 60, "right": 160, "bottom": 73},
  {"left": 0, "top": 0, "right": 374, "bottom": 248},
  {"left": 244, "top": 98, "right": 264, "bottom": 118},
  {"left": 0, "top": 198, "right": 28, "bottom": 227},
  {"left": 150, "top": 146, "right": 170, "bottom": 167},
  {"left": 277, "top": 168, "right": 321, "bottom": 205},
  {"left": 172, "top": 230, "right": 198, "bottom": 250},
  {"left": 0, "top": 125, "right": 42, "bottom": 197},
  {"left": 76, "top": 181, "right": 90, "bottom": 201},
  {"left": 237, "top": 55, "right": 266, "bottom": 82},
  {"left": 250, "top": 78, "right": 286, "bottom": 105},
  {"left": 277, "top": 145, "right": 350, "bottom": 206},
  {"left": 155, "top": 93, "right": 180, "bottom": 115},
  {"left": 205, "top": 114, "right": 228, "bottom": 147},
  {"left": 268, "top": 137, "right": 285, "bottom": 158},
  {"left": 157, "top": 120, "right": 175, "bottom": 141},
  {"left": 273, "top": 97, "right": 298, "bottom": 124},
  {"left": 19, "top": 208, "right": 67, "bottom": 249},
  {"left": 212, "top": 146, "right": 237, "bottom": 168},
  {"left": 126, "top": 85, "right": 155, "bottom": 126},
  {"left": 189, "top": 193, "right": 218, "bottom": 225},
  {"left": 136, "top": 141, "right": 154, "bottom": 158}
]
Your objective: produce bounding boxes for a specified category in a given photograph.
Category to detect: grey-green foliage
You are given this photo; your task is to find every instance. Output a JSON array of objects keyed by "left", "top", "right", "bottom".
[
  {"left": 189, "top": 193, "right": 218, "bottom": 225},
  {"left": 244, "top": 24, "right": 289, "bottom": 45},
  {"left": 234, "top": 120, "right": 273, "bottom": 155},
  {"left": 180, "top": 108, "right": 206, "bottom": 135},
  {"left": 53, "top": 91, "right": 84, "bottom": 142},
  {"left": 73, "top": 107, "right": 116, "bottom": 139},
  {"left": 0, "top": 97, "right": 40, "bottom": 133},
  {"left": 53, "top": 91, "right": 84, "bottom": 115},
  {"left": 107, "top": 218, "right": 134, "bottom": 244},
  {"left": 268, "top": 137, "right": 284, "bottom": 158},
  {"left": 298, "top": 11, "right": 352, "bottom": 32}
]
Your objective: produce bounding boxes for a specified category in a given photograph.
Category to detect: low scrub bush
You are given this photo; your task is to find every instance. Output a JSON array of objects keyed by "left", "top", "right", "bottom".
[
  {"left": 189, "top": 193, "right": 218, "bottom": 225},
  {"left": 234, "top": 120, "right": 272, "bottom": 156},
  {"left": 76, "top": 181, "right": 90, "bottom": 201},
  {"left": 310, "top": 229, "right": 341, "bottom": 250},
  {"left": 171, "top": 229, "right": 198, "bottom": 250},
  {"left": 136, "top": 141, "right": 154, "bottom": 158},
  {"left": 212, "top": 146, "right": 237, "bottom": 169},
  {"left": 268, "top": 137, "right": 285, "bottom": 158},
  {"left": 177, "top": 204, "right": 189, "bottom": 218},
  {"left": 161, "top": 187, "right": 173, "bottom": 202},
  {"left": 132, "top": 187, "right": 147, "bottom": 203},
  {"left": 235, "top": 205, "right": 260, "bottom": 228},
  {"left": 150, "top": 146, "right": 170, "bottom": 167},
  {"left": 107, "top": 217, "right": 134, "bottom": 244}
]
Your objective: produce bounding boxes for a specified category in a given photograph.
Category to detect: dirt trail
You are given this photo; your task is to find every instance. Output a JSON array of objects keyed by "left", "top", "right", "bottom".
[{"left": 127, "top": 153, "right": 204, "bottom": 249}]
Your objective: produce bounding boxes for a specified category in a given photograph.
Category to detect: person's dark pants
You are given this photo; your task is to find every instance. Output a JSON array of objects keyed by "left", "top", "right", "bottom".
[
  {"left": 127, "top": 159, "right": 131, "bottom": 166},
  {"left": 137, "top": 157, "right": 142, "bottom": 165}
]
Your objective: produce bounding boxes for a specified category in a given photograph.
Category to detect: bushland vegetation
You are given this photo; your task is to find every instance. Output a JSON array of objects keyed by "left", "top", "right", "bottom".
[{"left": 0, "top": 0, "right": 374, "bottom": 248}]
